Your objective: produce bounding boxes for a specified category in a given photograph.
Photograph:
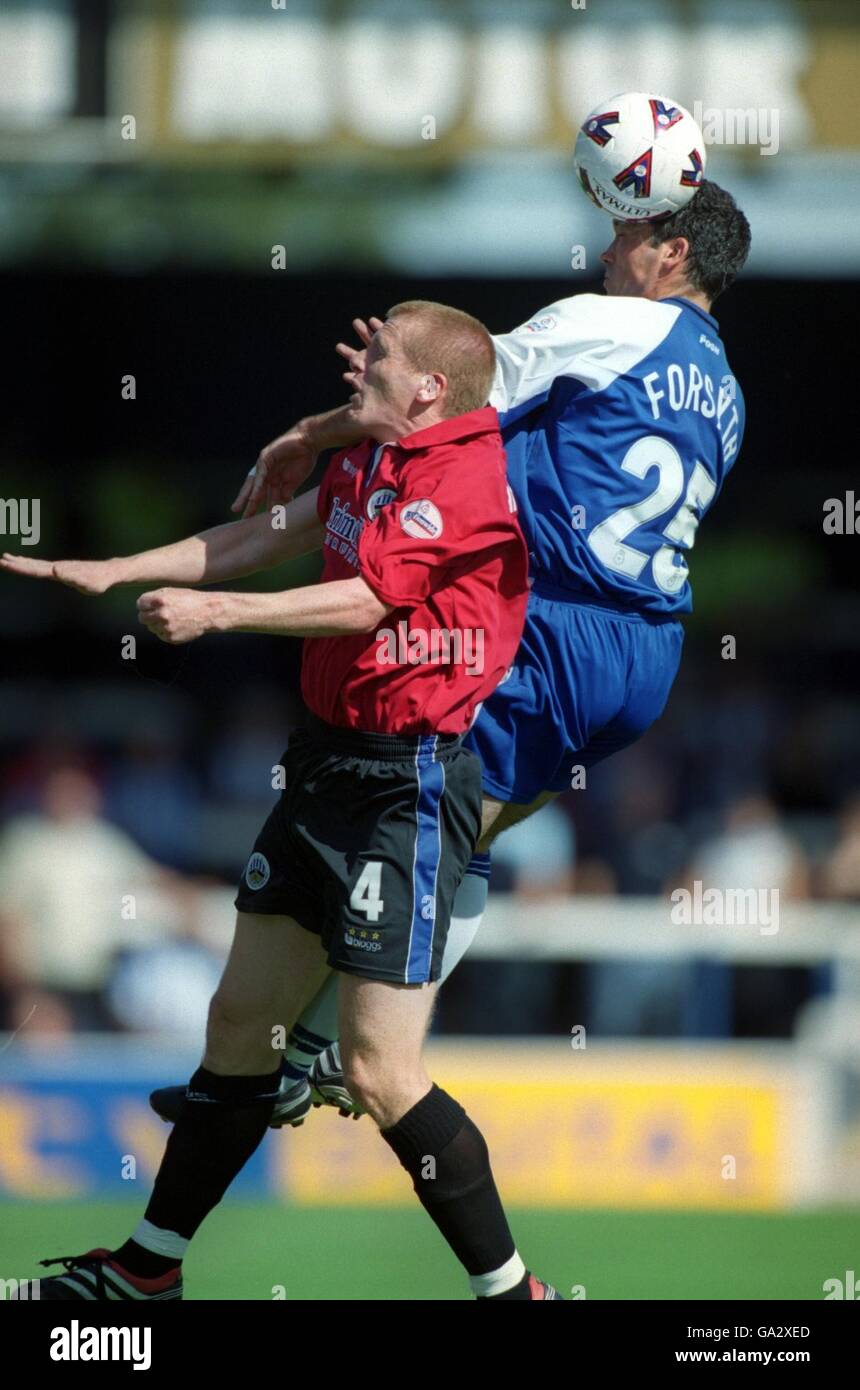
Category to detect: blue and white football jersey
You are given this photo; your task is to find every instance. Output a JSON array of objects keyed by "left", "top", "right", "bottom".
[{"left": 491, "top": 294, "right": 744, "bottom": 615}]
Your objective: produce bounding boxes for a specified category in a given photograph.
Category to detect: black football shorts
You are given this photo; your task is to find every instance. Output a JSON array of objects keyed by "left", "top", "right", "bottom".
[{"left": 234, "top": 717, "right": 483, "bottom": 984}]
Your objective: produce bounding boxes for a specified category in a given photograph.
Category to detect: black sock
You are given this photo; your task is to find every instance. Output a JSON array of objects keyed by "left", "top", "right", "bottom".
[
  {"left": 112, "top": 1240, "right": 181, "bottom": 1280},
  {"left": 117, "top": 1065, "right": 280, "bottom": 1275},
  {"left": 381, "top": 1084, "right": 517, "bottom": 1278}
]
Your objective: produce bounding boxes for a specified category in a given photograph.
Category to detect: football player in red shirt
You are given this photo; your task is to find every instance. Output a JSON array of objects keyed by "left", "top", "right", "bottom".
[{"left": 2, "top": 302, "right": 561, "bottom": 1301}]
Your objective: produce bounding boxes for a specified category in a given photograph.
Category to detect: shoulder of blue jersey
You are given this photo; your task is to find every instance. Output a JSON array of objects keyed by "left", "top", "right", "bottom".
[{"left": 493, "top": 293, "right": 685, "bottom": 401}]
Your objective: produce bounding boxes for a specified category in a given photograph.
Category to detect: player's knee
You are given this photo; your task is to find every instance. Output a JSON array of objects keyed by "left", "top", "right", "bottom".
[
  {"left": 204, "top": 994, "right": 276, "bottom": 1073},
  {"left": 340, "top": 1048, "right": 379, "bottom": 1111},
  {"left": 341, "top": 1046, "right": 409, "bottom": 1116},
  {"left": 206, "top": 989, "right": 264, "bottom": 1048}
]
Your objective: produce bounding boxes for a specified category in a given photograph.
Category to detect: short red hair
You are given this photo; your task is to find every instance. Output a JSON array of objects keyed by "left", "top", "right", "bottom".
[{"left": 386, "top": 300, "right": 496, "bottom": 417}]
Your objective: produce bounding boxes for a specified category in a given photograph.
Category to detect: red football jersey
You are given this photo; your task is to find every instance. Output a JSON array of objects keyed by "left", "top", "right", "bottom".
[{"left": 301, "top": 406, "right": 529, "bottom": 735}]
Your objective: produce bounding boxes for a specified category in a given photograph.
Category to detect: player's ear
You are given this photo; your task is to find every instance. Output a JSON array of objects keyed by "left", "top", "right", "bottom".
[
  {"left": 416, "top": 372, "right": 445, "bottom": 403},
  {"left": 668, "top": 234, "right": 691, "bottom": 267}
]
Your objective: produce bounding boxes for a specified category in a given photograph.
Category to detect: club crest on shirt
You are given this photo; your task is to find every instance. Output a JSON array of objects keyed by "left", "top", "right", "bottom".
[
  {"left": 245, "top": 852, "right": 270, "bottom": 891},
  {"left": 400, "top": 499, "right": 444, "bottom": 540},
  {"left": 523, "top": 314, "right": 557, "bottom": 334},
  {"left": 366, "top": 487, "right": 397, "bottom": 521}
]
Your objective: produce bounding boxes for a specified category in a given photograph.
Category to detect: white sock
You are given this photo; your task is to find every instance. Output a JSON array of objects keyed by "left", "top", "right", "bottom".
[
  {"left": 439, "top": 853, "right": 491, "bottom": 982},
  {"left": 283, "top": 975, "right": 339, "bottom": 1082},
  {"left": 130, "top": 1218, "right": 189, "bottom": 1261},
  {"left": 469, "top": 1251, "right": 527, "bottom": 1298}
]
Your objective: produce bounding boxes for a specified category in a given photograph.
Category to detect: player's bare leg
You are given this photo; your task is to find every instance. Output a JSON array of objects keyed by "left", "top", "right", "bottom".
[
  {"left": 120, "top": 912, "right": 330, "bottom": 1264},
  {"left": 338, "top": 976, "right": 437, "bottom": 1128},
  {"left": 338, "top": 972, "right": 561, "bottom": 1299},
  {"left": 33, "top": 913, "right": 330, "bottom": 1300},
  {"left": 203, "top": 910, "right": 332, "bottom": 1075}
]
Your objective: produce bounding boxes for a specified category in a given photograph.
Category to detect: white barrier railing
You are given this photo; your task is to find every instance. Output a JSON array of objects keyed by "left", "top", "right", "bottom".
[{"left": 471, "top": 897, "right": 860, "bottom": 966}]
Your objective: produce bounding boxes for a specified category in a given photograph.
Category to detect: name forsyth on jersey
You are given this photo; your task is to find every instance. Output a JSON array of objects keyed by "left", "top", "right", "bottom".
[{"left": 641, "top": 363, "right": 741, "bottom": 463}]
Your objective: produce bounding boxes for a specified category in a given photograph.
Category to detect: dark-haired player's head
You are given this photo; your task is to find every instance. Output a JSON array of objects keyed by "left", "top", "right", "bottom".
[
  {"left": 601, "top": 180, "right": 751, "bottom": 308},
  {"left": 347, "top": 300, "right": 495, "bottom": 442}
]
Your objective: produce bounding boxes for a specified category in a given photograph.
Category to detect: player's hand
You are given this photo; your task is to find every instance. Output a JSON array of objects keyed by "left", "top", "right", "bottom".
[
  {"left": 232, "top": 422, "right": 318, "bottom": 519},
  {"left": 232, "top": 315, "right": 382, "bottom": 520},
  {"left": 137, "top": 588, "right": 211, "bottom": 644},
  {"left": 0, "top": 554, "right": 117, "bottom": 595},
  {"left": 335, "top": 315, "right": 383, "bottom": 390}
]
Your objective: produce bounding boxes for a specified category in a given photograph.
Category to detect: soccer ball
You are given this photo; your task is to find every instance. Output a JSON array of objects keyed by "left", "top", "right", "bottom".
[{"left": 574, "top": 92, "right": 706, "bottom": 222}]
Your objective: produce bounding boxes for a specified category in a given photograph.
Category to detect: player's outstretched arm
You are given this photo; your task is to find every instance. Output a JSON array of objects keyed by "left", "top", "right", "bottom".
[
  {"left": 0, "top": 489, "right": 324, "bottom": 594},
  {"left": 233, "top": 409, "right": 366, "bottom": 519},
  {"left": 138, "top": 575, "right": 391, "bottom": 645},
  {"left": 0, "top": 554, "right": 117, "bottom": 595},
  {"left": 233, "top": 316, "right": 384, "bottom": 518}
]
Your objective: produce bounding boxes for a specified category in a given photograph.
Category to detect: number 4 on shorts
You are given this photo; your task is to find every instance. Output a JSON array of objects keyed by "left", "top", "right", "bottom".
[{"left": 350, "top": 862, "right": 384, "bottom": 922}]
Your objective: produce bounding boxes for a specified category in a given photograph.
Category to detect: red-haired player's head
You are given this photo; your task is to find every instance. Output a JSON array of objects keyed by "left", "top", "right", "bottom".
[{"left": 346, "top": 300, "right": 495, "bottom": 443}]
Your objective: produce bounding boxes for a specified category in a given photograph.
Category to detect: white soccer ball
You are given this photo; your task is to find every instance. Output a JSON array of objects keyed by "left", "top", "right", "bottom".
[{"left": 574, "top": 91, "right": 706, "bottom": 222}]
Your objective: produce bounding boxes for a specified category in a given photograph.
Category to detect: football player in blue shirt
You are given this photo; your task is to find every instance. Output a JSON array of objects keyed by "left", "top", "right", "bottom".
[{"left": 155, "top": 178, "right": 751, "bottom": 1125}]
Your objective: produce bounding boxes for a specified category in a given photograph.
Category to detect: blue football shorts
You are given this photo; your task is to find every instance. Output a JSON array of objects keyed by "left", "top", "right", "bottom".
[{"left": 466, "top": 577, "right": 685, "bottom": 805}]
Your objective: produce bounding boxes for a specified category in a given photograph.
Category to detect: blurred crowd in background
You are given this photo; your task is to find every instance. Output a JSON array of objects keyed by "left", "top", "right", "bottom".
[{"left": 1, "top": 674, "right": 858, "bottom": 1045}]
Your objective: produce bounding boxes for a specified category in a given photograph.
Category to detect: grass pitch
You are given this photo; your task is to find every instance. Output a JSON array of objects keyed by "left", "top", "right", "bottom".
[{"left": 3, "top": 1202, "right": 857, "bottom": 1300}]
